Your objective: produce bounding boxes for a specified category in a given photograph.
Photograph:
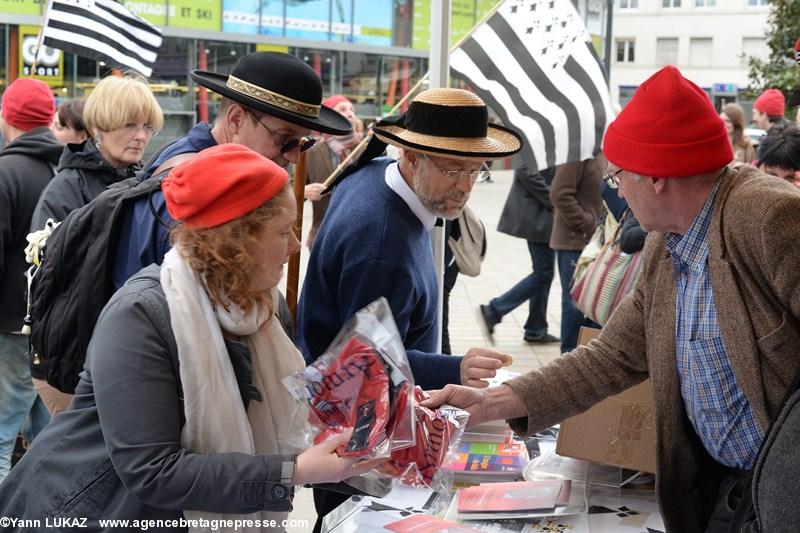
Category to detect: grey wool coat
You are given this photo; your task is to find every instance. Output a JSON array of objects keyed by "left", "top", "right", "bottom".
[{"left": 504, "top": 164, "right": 800, "bottom": 533}]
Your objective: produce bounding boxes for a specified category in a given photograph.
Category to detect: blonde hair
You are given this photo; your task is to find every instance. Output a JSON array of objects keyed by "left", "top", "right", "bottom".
[
  {"left": 170, "top": 184, "right": 292, "bottom": 314},
  {"left": 83, "top": 74, "right": 163, "bottom": 135}
]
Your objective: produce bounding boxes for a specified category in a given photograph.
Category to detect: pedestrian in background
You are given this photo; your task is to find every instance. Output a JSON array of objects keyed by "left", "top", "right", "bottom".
[
  {"left": 720, "top": 103, "right": 755, "bottom": 164},
  {"left": 0, "top": 78, "right": 62, "bottom": 481},
  {"left": 549, "top": 155, "right": 604, "bottom": 353},
  {"left": 478, "top": 154, "right": 559, "bottom": 345},
  {"left": 50, "top": 98, "right": 88, "bottom": 146}
]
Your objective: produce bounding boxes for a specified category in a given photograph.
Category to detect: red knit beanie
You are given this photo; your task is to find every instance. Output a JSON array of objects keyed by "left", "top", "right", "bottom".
[
  {"left": 323, "top": 94, "right": 350, "bottom": 110},
  {"left": 163, "top": 144, "right": 288, "bottom": 229},
  {"left": 602, "top": 66, "right": 732, "bottom": 178},
  {"left": 1, "top": 78, "right": 56, "bottom": 131},
  {"left": 754, "top": 89, "right": 785, "bottom": 117}
]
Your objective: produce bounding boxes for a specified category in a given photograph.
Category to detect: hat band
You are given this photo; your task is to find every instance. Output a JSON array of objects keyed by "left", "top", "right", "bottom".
[
  {"left": 404, "top": 101, "right": 488, "bottom": 138},
  {"left": 226, "top": 75, "right": 320, "bottom": 118}
]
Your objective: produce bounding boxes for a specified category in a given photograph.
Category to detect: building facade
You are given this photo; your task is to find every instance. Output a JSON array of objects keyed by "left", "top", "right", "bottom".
[{"left": 608, "top": 0, "right": 770, "bottom": 112}]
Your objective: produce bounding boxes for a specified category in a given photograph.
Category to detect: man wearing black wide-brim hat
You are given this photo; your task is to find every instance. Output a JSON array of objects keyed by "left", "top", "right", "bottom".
[
  {"left": 295, "top": 88, "right": 524, "bottom": 530},
  {"left": 112, "top": 52, "right": 352, "bottom": 288}
]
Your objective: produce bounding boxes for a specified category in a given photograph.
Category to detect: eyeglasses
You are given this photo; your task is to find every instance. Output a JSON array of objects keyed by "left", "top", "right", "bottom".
[
  {"left": 425, "top": 155, "right": 491, "bottom": 184},
  {"left": 120, "top": 122, "right": 157, "bottom": 137},
  {"left": 603, "top": 168, "right": 624, "bottom": 189},
  {"left": 248, "top": 111, "right": 315, "bottom": 154}
]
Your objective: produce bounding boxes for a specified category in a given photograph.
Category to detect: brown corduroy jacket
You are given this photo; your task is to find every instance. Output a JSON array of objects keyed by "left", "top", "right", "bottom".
[{"left": 505, "top": 164, "right": 800, "bottom": 533}]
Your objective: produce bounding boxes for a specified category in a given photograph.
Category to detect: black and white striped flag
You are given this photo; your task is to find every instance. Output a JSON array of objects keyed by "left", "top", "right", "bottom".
[
  {"left": 41, "top": 0, "right": 163, "bottom": 77},
  {"left": 451, "top": 0, "right": 613, "bottom": 172}
]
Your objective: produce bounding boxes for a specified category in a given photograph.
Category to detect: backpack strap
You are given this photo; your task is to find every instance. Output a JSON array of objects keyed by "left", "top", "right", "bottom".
[{"left": 150, "top": 151, "right": 198, "bottom": 180}]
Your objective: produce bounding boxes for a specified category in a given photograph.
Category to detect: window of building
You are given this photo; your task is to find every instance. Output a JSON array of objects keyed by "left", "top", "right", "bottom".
[
  {"left": 662, "top": 0, "right": 681, "bottom": 7},
  {"left": 619, "top": 86, "right": 637, "bottom": 108},
  {"left": 747, "top": 0, "right": 768, "bottom": 5},
  {"left": 741, "top": 37, "right": 769, "bottom": 66},
  {"left": 690, "top": 38, "right": 712, "bottom": 66},
  {"left": 656, "top": 38, "right": 679, "bottom": 66},
  {"left": 695, "top": 0, "right": 715, "bottom": 6},
  {"left": 620, "top": 0, "right": 638, "bottom": 8},
  {"left": 616, "top": 39, "right": 635, "bottom": 63}
]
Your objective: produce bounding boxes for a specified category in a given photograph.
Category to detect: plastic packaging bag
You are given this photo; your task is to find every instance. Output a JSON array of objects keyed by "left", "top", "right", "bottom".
[
  {"left": 379, "top": 387, "right": 470, "bottom": 491},
  {"left": 284, "top": 297, "right": 415, "bottom": 459}
]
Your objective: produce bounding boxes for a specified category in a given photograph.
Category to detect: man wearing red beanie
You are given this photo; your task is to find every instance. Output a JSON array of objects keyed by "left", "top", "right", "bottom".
[
  {"left": 0, "top": 77, "right": 63, "bottom": 481},
  {"left": 424, "top": 66, "right": 800, "bottom": 533},
  {"left": 753, "top": 88, "right": 790, "bottom": 133}
]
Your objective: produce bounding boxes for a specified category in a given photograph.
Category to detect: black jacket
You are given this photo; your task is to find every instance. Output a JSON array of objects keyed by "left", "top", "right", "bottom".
[
  {"left": 0, "top": 266, "right": 295, "bottom": 530},
  {"left": 497, "top": 155, "right": 555, "bottom": 243},
  {"left": 0, "top": 127, "right": 63, "bottom": 333},
  {"left": 30, "top": 139, "right": 138, "bottom": 231}
]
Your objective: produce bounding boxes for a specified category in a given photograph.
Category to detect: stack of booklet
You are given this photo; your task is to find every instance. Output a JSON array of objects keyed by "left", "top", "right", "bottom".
[{"left": 444, "top": 431, "right": 531, "bottom": 484}]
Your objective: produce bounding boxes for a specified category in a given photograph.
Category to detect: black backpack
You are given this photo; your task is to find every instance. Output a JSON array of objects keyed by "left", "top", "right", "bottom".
[{"left": 27, "top": 176, "right": 164, "bottom": 393}]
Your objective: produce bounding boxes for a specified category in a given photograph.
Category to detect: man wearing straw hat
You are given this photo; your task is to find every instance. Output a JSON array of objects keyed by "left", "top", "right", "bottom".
[
  {"left": 296, "top": 87, "right": 523, "bottom": 529},
  {"left": 112, "top": 52, "right": 352, "bottom": 288}
]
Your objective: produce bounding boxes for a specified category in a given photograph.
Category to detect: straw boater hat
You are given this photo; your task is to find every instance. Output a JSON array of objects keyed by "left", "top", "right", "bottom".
[
  {"left": 190, "top": 52, "right": 351, "bottom": 135},
  {"left": 372, "top": 88, "right": 522, "bottom": 160}
]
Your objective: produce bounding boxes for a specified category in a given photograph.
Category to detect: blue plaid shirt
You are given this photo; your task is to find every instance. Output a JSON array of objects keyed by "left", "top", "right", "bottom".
[{"left": 665, "top": 179, "right": 763, "bottom": 469}]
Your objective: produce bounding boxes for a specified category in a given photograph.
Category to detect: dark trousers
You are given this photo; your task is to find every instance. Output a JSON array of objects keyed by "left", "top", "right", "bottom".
[
  {"left": 486, "top": 241, "right": 555, "bottom": 339},
  {"left": 555, "top": 249, "right": 590, "bottom": 353}
]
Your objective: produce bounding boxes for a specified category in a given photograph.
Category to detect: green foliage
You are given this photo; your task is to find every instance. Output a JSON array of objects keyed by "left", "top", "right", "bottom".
[{"left": 746, "top": 0, "right": 800, "bottom": 100}]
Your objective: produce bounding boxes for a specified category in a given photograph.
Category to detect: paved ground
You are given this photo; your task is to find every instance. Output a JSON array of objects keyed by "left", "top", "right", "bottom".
[{"left": 285, "top": 169, "right": 564, "bottom": 532}]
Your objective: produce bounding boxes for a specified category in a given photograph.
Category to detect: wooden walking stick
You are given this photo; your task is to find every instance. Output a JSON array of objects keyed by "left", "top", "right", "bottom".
[{"left": 286, "top": 151, "right": 308, "bottom": 331}]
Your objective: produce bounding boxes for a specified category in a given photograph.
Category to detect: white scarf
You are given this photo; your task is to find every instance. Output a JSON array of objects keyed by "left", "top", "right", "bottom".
[{"left": 161, "top": 248, "right": 308, "bottom": 532}]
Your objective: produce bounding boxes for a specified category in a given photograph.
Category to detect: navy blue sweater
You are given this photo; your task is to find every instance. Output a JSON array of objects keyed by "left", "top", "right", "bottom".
[{"left": 296, "top": 158, "right": 462, "bottom": 390}]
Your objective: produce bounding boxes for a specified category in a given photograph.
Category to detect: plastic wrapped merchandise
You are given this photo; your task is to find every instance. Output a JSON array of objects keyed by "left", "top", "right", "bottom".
[
  {"left": 284, "top": 297, "right": 416, "bottom": 460},
  {"left": 379, "top": 387, "right": 470, "bottom": 491}
]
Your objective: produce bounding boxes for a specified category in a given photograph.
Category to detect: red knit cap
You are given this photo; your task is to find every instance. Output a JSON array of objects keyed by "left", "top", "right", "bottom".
[
  {"left": 602, "top": 66, "right": 732, "bottom": 178},
  {"left": 754, "top": 89, "right": 785, "bottom": 117},
  {"left": 162, "top": 144, "right": 288, "bottom": 229},
  {"left": 323, "top": 94, "right": 350, "bottom": 110},
  {"left": 1, "top": 78, "right": 56, "bottom": 131}
]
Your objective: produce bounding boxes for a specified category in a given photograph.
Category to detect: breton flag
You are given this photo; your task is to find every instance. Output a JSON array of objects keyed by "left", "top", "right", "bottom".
[
  {"left": 451, "top": 0, "right": 613, "bottom": 172},
  {"left": 41, "top": 0, "right": 163, "bottom": 77}
]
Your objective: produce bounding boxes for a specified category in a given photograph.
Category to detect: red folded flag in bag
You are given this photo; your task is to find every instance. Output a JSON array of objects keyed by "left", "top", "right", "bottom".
[
  {"left": 380, "top": 387, "right": 459, "bottom": 487},
  {"left": 309, "top": 337, "right": 393, "bottom": 457}
]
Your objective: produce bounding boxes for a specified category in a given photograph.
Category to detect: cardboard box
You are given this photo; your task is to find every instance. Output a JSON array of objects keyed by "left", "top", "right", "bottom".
[{"left": 555, "top": 327, "right": 657, "bottom": 474}]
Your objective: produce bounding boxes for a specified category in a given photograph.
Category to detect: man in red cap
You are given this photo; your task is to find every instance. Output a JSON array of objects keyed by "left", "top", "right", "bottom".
[
  {"left": 424, "top": 66, "right": 800, "bottom": 533},
  {"left": 752, "top": 88, "right": 790, "bottom": 133},
  {"left": 0, "top": 78, "right": 63, "bottom": 481}
]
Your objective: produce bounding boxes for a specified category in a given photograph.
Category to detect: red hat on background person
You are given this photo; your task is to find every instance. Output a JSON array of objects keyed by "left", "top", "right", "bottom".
[
  {"left": 754, "top": 89, "right": 786, "bottom": 117},
  {"left": 163, "top": 144, "right": 288, "bottom": 229},
  {"left": 322, "top": 94, "right": 351, "bottom": 110},
  {"left": 1, "top": 78, "right": 56, "bottom": 131},
  {"left": 602, "top": 65, "right": 733, "bottom": 178}
]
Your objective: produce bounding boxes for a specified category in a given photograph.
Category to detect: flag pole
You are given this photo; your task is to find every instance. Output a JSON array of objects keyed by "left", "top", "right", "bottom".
[
  {"left": 32, "top": 0, "right": 55, "bottom": 73},
  {"left": 286, "top": 150, "right": 308, "bottom": 331},
  {"left": 320, "top": 0, "right": 505, "bottom": 191}
]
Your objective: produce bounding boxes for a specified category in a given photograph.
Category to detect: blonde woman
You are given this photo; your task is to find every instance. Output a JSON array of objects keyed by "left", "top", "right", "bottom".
[
  {"left": 720, "top": 103, "right": 756, "bottom": 164},
  {"left": 31, "top": 74, "right": 164, "bottom": 232},
  {"left": 1, "top": 144, "right": 384, "bottom": 531}
]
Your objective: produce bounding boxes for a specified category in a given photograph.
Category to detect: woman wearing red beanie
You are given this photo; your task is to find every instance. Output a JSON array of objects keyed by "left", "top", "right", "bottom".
[{"left": 1, "top": 144, "right": 385, "bottom": 531}]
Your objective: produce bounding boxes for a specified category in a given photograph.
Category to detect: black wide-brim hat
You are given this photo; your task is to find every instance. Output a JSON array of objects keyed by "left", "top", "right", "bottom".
[
  {"left": 191, "top": 52, "right": 351, "bottom": 135},
  {"left": 372, "top": 88, "right": 523, "bottom": 160}
]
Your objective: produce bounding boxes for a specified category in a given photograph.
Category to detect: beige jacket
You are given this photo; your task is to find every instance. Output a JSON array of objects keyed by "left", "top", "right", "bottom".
[{"left": 506, "top": 164, "right": 800, "bottom": 532}]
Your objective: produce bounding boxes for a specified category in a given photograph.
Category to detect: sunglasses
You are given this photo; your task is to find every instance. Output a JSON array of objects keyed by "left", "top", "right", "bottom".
[{"left": 248, "top": 111, "right": 316, "bottom": 154}]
